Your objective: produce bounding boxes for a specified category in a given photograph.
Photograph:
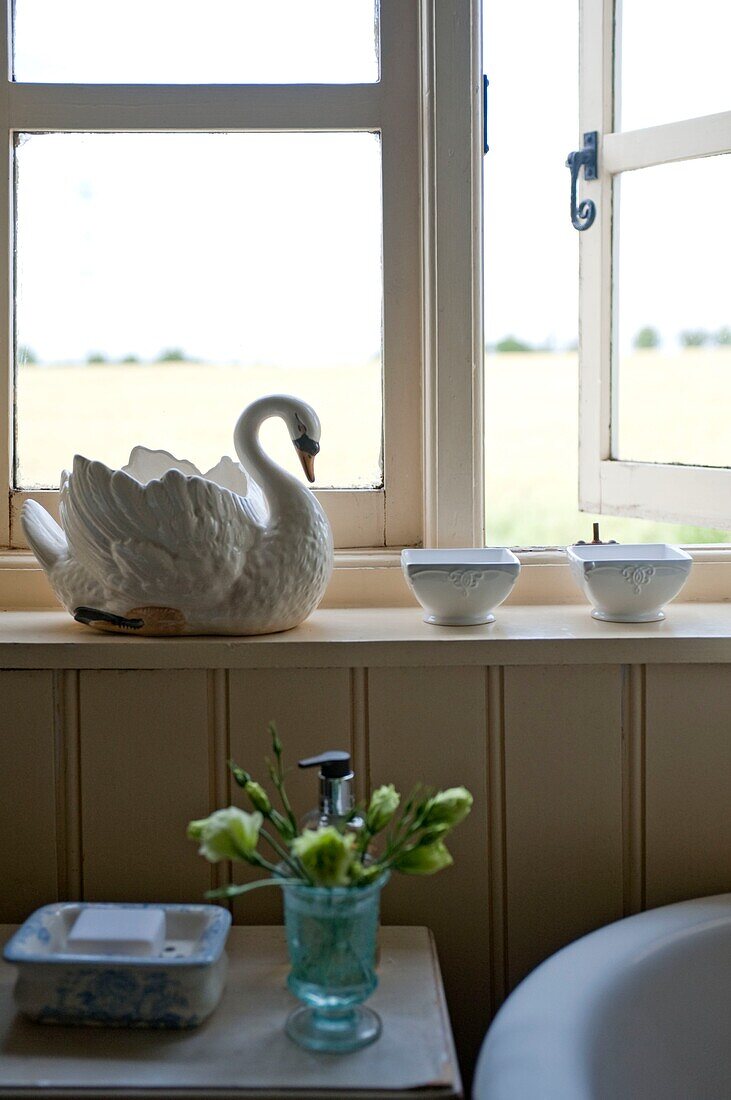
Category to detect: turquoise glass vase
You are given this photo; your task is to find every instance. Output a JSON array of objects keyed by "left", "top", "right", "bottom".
[{"left": 283, "top": 873, "right": 388, "bottom": 1053}]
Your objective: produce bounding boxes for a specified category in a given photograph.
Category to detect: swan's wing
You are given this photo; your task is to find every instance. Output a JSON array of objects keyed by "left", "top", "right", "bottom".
[
  {"left": 60, "top": 456, "right": 263, "bottom": 606},
  {"left": 203, "top": 456, "right": 269, "bottom": 527},
  {"left": 121, "top": 448, "right": 268, "bottom": 525},
  {"left": 121, "top": 446, "right": 202, "bottom": 483}
]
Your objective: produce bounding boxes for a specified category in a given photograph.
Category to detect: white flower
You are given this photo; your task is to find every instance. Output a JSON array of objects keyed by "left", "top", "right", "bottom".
[
  {"left": 422, "top": 787, "right": 473, "bottom": 828},
  {"left": 366, "top": 784, "right": 400, "bottom": 833},
  {"left": 187, "top": 807, "right": 262, "bottom": 862},
  {"left": 292, "top": 826, "right": 356, "bottom": 886}
]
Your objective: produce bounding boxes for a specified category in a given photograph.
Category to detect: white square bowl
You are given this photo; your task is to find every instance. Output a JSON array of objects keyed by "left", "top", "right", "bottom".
[
  {"left": 3, "top": 902, "right": 231, "bottom": 1028},
  {"left": 566, "top": 543, "right": 693, "bottom": 622},
  {"left": 401, "top": 548, "right": 521, "bottom": 626}
]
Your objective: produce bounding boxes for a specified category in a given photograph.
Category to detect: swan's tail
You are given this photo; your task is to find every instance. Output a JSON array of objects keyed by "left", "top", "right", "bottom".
[{"left": 21, "top": 499, "right": 68, "bottom": 572}]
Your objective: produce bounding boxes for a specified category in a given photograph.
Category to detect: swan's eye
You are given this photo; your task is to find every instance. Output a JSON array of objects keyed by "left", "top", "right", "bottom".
[{"left": 294, "top": 432, "right": 320, "bottom": 456}]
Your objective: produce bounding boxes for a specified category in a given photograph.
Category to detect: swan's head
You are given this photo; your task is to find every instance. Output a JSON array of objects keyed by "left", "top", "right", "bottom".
[
  {"left": 234, "top": 395, "right": 323, "bottom": 483},
  {"left": 289, "top": 402, "right": 322, "bottom": 484}
]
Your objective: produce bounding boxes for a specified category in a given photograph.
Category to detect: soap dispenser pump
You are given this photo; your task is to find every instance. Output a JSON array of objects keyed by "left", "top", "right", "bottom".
[{"left": 298, "top": 750, "right": 364, "bottom": 835}]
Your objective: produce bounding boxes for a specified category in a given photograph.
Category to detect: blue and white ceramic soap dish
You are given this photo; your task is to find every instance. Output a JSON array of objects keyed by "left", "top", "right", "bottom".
[{"left": 3, "top": 902, "right": 231, "bottom": 1028}]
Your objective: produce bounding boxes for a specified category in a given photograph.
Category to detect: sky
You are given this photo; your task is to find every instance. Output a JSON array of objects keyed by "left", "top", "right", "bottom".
[
  {"left": 12, "top": 0, "right": 731, "bottom": 365},
  {"left": 14, "top": 0, "right": 381, "bottom": 367},
  {"left": 483, "top": 0, "right": 731, "bottom": 353},
  {"left": 16, "top": 131, "right": 383, "bottom": 368}
]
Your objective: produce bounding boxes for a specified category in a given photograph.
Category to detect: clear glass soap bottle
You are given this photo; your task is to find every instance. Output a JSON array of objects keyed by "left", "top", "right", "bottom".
[{"left": 298, "top": 751, "right": 365, "bottom": 836}]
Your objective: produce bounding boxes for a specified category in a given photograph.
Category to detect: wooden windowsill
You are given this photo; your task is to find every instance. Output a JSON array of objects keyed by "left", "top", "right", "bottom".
[
  {"left": 1, "top": 605, "right": 731, "bottom": 668},
  {"left": 3, "top": 548, "right": 731, "bottom": 612}
]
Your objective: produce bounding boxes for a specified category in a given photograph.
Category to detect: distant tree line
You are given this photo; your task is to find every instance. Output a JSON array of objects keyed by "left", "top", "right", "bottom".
[
  {"left": 85, "top": 347, "right": 194, "bottom": 364},
  {"left": 634, "top": 326, "right": 731, "bottom": 349},
  {"left": 17, "top": 347, "right": 197, "bottom": 366},
  {"left": 484, "top": 328, "right": 731, "bottom": 354},
  {"left": 486, "top": 336, "right": 578, "bottom": 354}
]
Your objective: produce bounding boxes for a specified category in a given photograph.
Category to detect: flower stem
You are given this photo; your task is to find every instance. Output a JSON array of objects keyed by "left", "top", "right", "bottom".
[
  {"left": 260, "top": 828, "right": 302, "bottom": 879},
  {"left": 356, "top": 825, "right": 373, "bottom": 859},
  {"left": 269, "top": 722, "right": 298, "bottom": 835},
  {"left": 206, "top": 878, "right": 288, "bottom": 900},
  {"left": 250, "top": 851, "right": 284, "bottom": 877}
]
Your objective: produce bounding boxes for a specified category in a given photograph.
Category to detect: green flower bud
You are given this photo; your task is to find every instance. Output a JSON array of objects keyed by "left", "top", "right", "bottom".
[
  {"left": 229, "top": 763, "right": 252, "bottom": 790},
  {"left": 415, "top": 823, "right": 451, "bottom": 847},
  {"left": 395, "top": 840, "right": 453, "bottom": 876},
  {"left": 291, "top": 826, "right": 356, "bottom": 887},
  {"left": 187, "top": 806, "right": 262, "bottom": 863},
  {"left": 271, "top": 810, "right": 296, "bottom": 841},
  {"left": 269, "top": 722, "right": 283, "bottom": 756},
  {"left": 366, "top": 784, "right": 400, "bottom": 834},
  {"left": 421, "top": 787, "right": 473, "bottom": 828},
  {"left": 245, "top": 780, "right": 272, "bottom": 816},
  {"left": 186, "top": 818, "right": 207, "bottom": 841},
  {"left": 350, "top": 861, "right": 384, "bottom": 886}
]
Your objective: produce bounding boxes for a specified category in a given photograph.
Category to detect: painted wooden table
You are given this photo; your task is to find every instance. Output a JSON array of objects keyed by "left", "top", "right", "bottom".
[{"left": 0, "top": 925, "right": 462, "bottom": 1099}]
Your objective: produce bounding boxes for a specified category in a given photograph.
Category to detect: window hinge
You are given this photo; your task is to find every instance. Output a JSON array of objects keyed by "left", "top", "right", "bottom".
[{"left": 483, "top": 75, "right": 489, "bottom": 154}]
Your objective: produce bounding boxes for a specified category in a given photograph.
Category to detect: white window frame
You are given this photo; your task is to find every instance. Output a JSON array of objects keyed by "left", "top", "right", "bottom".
[
  {"left": 1, "top": 0, "right": 484, "bottom": 555},
  {"left": 421, "top": 0, "right": 484, "bottom": 548},
  {"left": 579, "top": 0, "right": 731, "bottom": 529}
]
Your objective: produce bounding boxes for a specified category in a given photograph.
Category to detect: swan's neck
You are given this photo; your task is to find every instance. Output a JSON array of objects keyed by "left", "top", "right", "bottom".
[{"left": 234, "top": 396, "right": 315, "bottom": 527}]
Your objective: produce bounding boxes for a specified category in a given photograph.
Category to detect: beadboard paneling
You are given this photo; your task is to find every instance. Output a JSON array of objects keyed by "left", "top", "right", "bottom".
[
  {"left": 645, "top": 664, "right": 731, "bottom": 907},
  {"left": 367, "top": 666, "right": 489, "bottom": 1075},
  {"left": 2, "top": 649, "right": 731, "bottom": 1084},
  {"left": 0, "top": 671, "right": 57, "bottom": 919},
  {"left": 503, "top": 665, "right": 624, "bottom": 987},
  {"left": 228, "top": 668, "right": 352, "bottom": 924},
  {"left": 79, "top": 670, "right": 211, "bottom": 903}
]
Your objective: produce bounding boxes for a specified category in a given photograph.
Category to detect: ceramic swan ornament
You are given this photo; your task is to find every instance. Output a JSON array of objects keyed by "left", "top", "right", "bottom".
[{"left": 21, "top": 395, "right": 334, "bottom": 635}]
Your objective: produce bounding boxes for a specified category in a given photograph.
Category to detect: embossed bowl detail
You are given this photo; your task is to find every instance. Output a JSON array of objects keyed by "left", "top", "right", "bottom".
[
  {"left": 566, "top": 543, "right": 692, "bottom": 623},
  {"left": 401, "top": 548, "right": 521, "bottom": 626},
  {"left": 3, "top": 902, "right": 231, "bottom": 1028}
]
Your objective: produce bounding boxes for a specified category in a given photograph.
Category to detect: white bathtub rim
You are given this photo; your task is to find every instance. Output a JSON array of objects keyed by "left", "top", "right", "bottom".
[{"left": 474, "top": 893, "right": 731, "bottom": 1100}]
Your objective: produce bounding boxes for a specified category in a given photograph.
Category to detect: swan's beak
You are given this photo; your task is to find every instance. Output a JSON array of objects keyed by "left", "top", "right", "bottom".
[
  {"left": 293, "top": 433, "right": 320, "bottom": 484},
  {"left": 298, "top": 450, "right": 316, "bottom": 483}
]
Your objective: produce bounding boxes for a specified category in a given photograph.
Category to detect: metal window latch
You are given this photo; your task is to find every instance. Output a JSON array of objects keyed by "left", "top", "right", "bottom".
[
  {"left": 483, "top": 75, "right": 489, "bottom": 154},
  {"left": 566, "top": 131, "right": 598, "bottom": 231}
]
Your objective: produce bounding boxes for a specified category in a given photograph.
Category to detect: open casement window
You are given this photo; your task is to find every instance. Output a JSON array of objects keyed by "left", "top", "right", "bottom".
[
  {"left": 0, "top": 1, "right": 430, "bottom": 552},
  {"left": 578, "top": 0, "right": 731, "bottom": 529}
]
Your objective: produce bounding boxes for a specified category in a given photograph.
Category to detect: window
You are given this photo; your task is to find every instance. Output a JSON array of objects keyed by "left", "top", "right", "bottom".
[
  {"left": 4, "top": 1, "right": 430, "bottom": 552},
  {"left": 579, "top": 0, "right": 731, "bottom": 532},
  {"left": 6, "top": 0, "right": 730, "bottom": 597},
  {"left": 484, "top": 0, "right": 731, "bottom": 548}
]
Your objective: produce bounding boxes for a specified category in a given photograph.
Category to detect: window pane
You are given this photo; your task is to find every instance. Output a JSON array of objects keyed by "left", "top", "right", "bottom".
[
  {"left": 14, "top": 0, "right": 378, "bottom": 84},
  {"left": 15, "top": 133, "right": 383, "bottom": 490},
  {"left": 482, "top": 0, "right": 731, "bottom": 546},
  {"left": 615, "top": 156, "right": 731, "bottom": 469},
  {"left": 620, "top": 1, "right": 731, "bottom": 130}
]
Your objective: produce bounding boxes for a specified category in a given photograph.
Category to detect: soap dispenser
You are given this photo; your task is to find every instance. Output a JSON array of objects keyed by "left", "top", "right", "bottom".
[{"left": 298, "top": 750, "right": 364, "bottom": 835}]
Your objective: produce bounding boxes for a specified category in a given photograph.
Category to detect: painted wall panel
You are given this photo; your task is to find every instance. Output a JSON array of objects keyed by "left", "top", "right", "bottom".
[
  {"left": 645, "top": 664, "right": 731, "bottom": 906},
  {"left": 79, "top": 670, "right": 211, "bottom": 902},
  {"left": 503, "top": 665, "right": 624, "bottom": 987},
  {"left": 228, "top": 668, "right": 353, "bottom": 923},
  {"left": 2, "top": 654, "right": 730, "bottom": 1082},
  {"left": 0, "top": 671, "right": 57, "bottom": 919},
  {"left": 367, "top": 666, "right": 489, "bottom": 1075}
]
